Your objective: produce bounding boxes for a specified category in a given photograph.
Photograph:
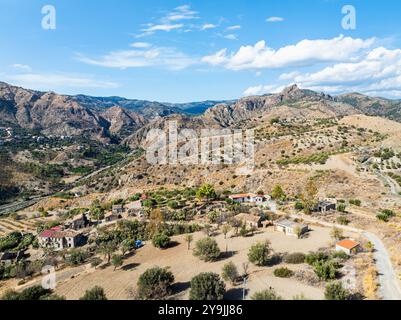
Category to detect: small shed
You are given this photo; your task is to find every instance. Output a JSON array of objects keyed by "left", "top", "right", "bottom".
[
  {"left": 336, "top": 239, "right": 361, "bottom": 255},
  {"left": 274, "top": 219, "right": 309, "bottom": 237}
]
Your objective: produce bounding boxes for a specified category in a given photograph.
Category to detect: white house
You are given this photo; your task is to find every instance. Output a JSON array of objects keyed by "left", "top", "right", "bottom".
[
  {"left": 229, "top": 193, "right": 266, "bottom": 204},
  {"left": 274, "top": 219, "right": 309, "bottom": 237},
  {"left": 38, "top": 227, "right": 82, "bottom": 251},
  {"left": 335, "top": 239, "right": 361, "bottom": 255}
]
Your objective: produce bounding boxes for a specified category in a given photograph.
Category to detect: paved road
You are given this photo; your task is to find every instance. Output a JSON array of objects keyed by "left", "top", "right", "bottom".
[{"left": 288, "top": 213, "right": 401, "bottom": 300}]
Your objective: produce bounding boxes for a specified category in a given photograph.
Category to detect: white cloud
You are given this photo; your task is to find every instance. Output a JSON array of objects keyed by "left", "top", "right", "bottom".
[
  {"left": 224, "top": 34, "right": 238, "bottom": 40},
  {"left": 202, "top": 35, "right": 375, "bottom": 70},
  {"left": 77, "top": 46, "right": 195, "bottom": 70},
  {"left": 226, "top": 25, "right": 241, "bottom": 31},
  {"left": 243, "top": 84, "right": 285, "bottom": 96},
  {"left": 201, "top": 23, "right": 217, "bottom": 31},
  {"left": 11, "top": 64, "right": 32, "bottom": 72},
  {"left": 130, "top": 42, "right": 152, "bottom": 48},
  {"left": 142, "top": 23, "right": 183, "bottom": 33},
  {"left": 266, "top": 17, "right": 284, "bottom": 22},
  {"left": 164, "top": 5, "right": 199, "bottom": 22},
  {"left": 6, "top": 73, "right": 119, "bottom": 90},
  {"left": 278, "top": 46, "right": 401, "bottom": 97}
]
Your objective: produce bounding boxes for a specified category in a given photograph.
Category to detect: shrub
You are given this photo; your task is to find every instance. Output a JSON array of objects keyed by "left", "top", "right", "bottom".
[
  {"left": 137, "top": 267, "right": 175, "bottom": 300},
  {"left": 336, "top": 216, "right": 349, "bottom": 225},
  {"left": 189, "top": 272, "right": 226, "bottom": 300},
  {"left": 221, "top": 262, "right": 239, "bottom": 285},
  {"left": 274, "top": 267, "right": 294, "bottom": 278},
  {"left": 325, "top": 282, "right": 351, "bottom": 300},
  {"left": 152, "top": 232, "right": 171, "bottom": 249},
  {"left": 294, "top": 201, "right": 304, "bottom": 211},
  {"left": 283, "top": 252, "right": 305, "bottom": 264},
  {"left": 248, "top": 241, "right": 271, "bottom": 266},
  {"left": 313, "top": 260, "right": 339, "bottom": 281},
  {"left": 337, "top": 203, "right": 347, "bottom": 213},
  {"left": 251, "top": 288, "right": 282, "bottom": 300},
  {"left": 80, "top": 286, "right": 108, "bottom": 300},
  {"left": 349, "top": 199, "right": 361, "bottom": 206},
  {"left": 193, "top": 237, "right": 220, "bottom": 262}
]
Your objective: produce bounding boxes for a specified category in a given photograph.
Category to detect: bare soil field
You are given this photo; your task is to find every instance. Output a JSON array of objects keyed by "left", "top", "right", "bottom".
[{"left": 41, "top": 226, "right": 351, "bottom": 300}]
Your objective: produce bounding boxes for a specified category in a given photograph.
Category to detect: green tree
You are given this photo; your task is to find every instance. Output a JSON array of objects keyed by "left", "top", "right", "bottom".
[
  {"left": 193, "top": 237, "right": 221, "bottom": 262},
  {"left": 120, "top": 239, "right": 136, "bottom": 256},
  {"left": 313, "top": 260, "right": 338, "bottom": 281},
  {"left": 189, "top": 272, "right": 226, "bottom": 300},
  {"left": 196, "top": 184, "right": 216, "bottom": 203},
  {"left": 221, "top": 262, "right": 239, "bottom": 285},
  {"left": 300, "top": 179, "right": 318, "bottom": 214},
  {"left": 337, "top": 203, "right": 347, "bottom": 213},
  {"left": 221, "top": 224, "right": 231, "bottom": 239},
  {"left": 111, "top": 254, "right": 123, "bottom": 271},
  {"left": 152, "top": 232, "right": 171, "bottom": 249},
  {"left": 330, "top": 227, "right": 343, "bottom": 241},
  {"left": 137, "top": 267, "right": 175, "bottom": 300},
  {"left": 184, "top": 234, "right": 193, "bottom": 250},
  {"left": 271, "top": 185, "right": 286, "bottom": 201},
  {"left": 324, "top": 282, "right": 351, "bottom": 300},
  {"left": 80, "top": 286, "right": 108, "bottom": 300},
  {"left": 248, "top": 241, "right": 271, "bottom": 266},
  {"left": 251, "top": 287, "right": 282, "bottom": 300}
]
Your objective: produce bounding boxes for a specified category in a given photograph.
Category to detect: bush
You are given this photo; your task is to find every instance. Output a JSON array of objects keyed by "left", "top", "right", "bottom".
[
  {"left": 18, "top": 285, "right": 51, "bottom": 300},
  {"left": 248, "top": 241, "right": 271, "bottom": 266},
  {"left": 336, "top": 216, "right": 349, "bottom": 225},
  {"left": 221, "top": 262, "right": 239, "bottom": 285},
  {"left": 193, "top": 237, "right": 220, "bottom": 262},
  {"left": 152, "top": 232, "right": 171, "bottom": 249},
  {"left": 337, "top": 203, "right": 347, "bottom": 213},
  {"left": 273, "top": 267, "right": 294, "bottom": 278},
  {"left": 313, "top": 260, "right": 339, "bottom": 281},
  {"left": 80, "top": 286, "right": 108, "bottom": 300},
  {"left": 294, "top": 201, "right": 304, "bottom": 211},
  {"left": 325, "top": 282, "right": 351, "bottom": 300},
  {"left": 251, "top": 288, "right": 282, "bottom": 300},
  {"left": 349, "top": 199, "right": 361, "bottom": 206},
  {"left": 189, "top": 272, "right": 226, "bottom": 300},
  {"left": 65, "top": 249, "right": 91, "bottom": 266},
  {"left": 283, "top": 252, "right": 305, "bottom": 264},
  {"left": 137, "top": 267, "right": 174, "bottom": 300}
]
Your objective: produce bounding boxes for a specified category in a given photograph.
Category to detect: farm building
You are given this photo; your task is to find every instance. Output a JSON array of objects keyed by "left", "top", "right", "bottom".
[
  {"left": 274, "top": 219, "right": 309, "bottom": 237},
  {"left": 38, "top": 227, "right": 82, "bottom": 250},
  {"left": 229, "top": 193, "right": 266, "bottom": 204},
  {"left": 335, "top": 239, "right": 361, "bottom": 255},
  {"left": 234, "top": 213, "right": 263, "bottom": 228}
]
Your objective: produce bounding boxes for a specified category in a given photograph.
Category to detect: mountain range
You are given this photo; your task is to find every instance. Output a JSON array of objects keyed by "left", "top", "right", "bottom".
[{"left": 1, "top": 81, "right": 400, "bottom": 144}]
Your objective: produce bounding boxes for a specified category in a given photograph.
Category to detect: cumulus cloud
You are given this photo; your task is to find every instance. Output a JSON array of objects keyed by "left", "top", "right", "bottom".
[
  {"left": 77, "top": 46, "right": 195, "bottom": 70},
  {"left": 266, "top": 17, "right": 284, "bottom": 22},
  {"left": 202, "top": 35, "right": 375, "bottom": 70},
  {"left": 278, "top": 47, "right": 401, "bottom": 96},
  {"left": 6, "top": 73, "right": 119, "bottom": 90}
]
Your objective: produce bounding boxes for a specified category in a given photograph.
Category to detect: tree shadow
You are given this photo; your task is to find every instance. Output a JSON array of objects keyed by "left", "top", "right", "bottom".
[
  {"left": 122, "top": 263, "right": 140, "bottom": 271},
  {"left": 266, "top": 253, "right": 282, "bottom": 266},
  {"left": 171, "top": 281, "right": 191, "bottom": 295},
  {"left": 224, "top": 288, "right": 247, "bottom": 300},
  {"left": 166, "top": 241, "right": 180, "bottom": 249},
  {"left": 218, "top": 251, "right": 238, "bottom": 261}
]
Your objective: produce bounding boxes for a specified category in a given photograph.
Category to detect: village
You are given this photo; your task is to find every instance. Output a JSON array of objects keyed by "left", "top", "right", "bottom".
[{"left": 0, "top": 184, "right": 372, "bottom": 300}]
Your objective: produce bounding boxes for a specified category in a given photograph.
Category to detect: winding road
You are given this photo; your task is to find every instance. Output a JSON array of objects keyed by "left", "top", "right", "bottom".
[{"left": 288, "top": 213, "right": 401, "bottom": 300}]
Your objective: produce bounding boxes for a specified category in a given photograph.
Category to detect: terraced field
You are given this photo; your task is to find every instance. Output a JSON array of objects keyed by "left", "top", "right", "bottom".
[{"left": 0, "top": 218, "right": 42, "bottom": 236}]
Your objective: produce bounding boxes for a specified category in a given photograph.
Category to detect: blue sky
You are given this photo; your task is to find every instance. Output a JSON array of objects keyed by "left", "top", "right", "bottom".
[{"left": 1, "top": 0, "right": 401, "bottom": 102}]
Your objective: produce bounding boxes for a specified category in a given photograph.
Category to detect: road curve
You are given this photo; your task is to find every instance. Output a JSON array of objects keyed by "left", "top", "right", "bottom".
[{"left": 288, "top": 213, "right": 401, "bottom": 300}]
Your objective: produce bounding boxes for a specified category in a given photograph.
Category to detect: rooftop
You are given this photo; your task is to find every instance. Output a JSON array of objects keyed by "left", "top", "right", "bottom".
[
  {"left": 336, "top": 239, "right": 360, "bottom": 250},
  {"left": 274, "top": 219, "right": 307, "bottom": 229}
]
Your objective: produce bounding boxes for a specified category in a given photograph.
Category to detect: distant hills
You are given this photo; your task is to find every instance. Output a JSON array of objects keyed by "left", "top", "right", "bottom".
[{"left": 1, "top": 81, "right": 400, "bottom": 143}]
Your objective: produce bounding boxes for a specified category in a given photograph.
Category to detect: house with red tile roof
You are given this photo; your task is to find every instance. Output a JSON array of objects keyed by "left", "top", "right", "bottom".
[
  {"left": 38, "top": 227, "right": 82, "bottom": 251},
  {"left": 335, "top": 239, "right": 361, "bottom": 255}
]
